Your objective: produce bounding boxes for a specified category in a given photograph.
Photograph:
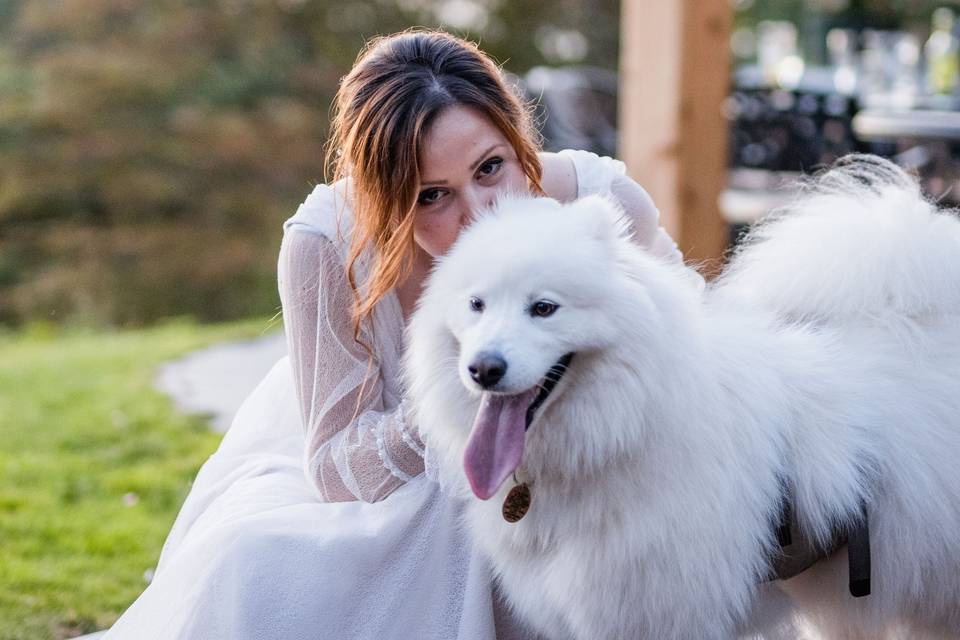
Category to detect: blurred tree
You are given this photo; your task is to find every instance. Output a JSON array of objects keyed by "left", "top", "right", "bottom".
[
  {"left": 0, "top": 0, "right": 619, "bottom": 328},
  {"left": 734, "top": 0, "right": 951, "bottom": 64},
  {"left": 0, "top": 0, "right": 952, "bottom": 328}
]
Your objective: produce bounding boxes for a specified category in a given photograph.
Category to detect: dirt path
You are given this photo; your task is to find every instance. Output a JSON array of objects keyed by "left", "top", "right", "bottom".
[{"left": 153, "top": 331, "right": 287, "bottom": 433}]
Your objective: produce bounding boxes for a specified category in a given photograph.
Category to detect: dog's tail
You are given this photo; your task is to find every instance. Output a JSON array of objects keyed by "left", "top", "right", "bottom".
[{"left": 715, "top": 154, "right": 960, "bottom": 330}]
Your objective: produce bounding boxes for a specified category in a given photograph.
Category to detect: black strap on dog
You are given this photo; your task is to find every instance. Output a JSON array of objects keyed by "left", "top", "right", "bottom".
[
  {"left": 847, "top": 500, "right": 871, "bottom": 597},
  {"left": 773, "top": 484, "right": 871, "bottom": 598},
  {"left": 775, "top": 489, "right": 792, "bottom": 547}
]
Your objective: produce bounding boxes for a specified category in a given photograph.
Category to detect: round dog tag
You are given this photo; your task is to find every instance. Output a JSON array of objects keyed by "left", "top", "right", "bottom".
[{"left": 502, "top": 483, "right": 531, "bottom": 523}]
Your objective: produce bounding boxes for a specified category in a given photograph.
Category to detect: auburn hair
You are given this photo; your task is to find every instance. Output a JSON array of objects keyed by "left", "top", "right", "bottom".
[{"left": 323, "top": 28, "right": 546, "bottom": 348}]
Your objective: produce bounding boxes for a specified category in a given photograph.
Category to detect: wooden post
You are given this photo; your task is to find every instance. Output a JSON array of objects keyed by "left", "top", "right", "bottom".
[{"left": 619, "top": 0, "right": 732, "bottom": 273}]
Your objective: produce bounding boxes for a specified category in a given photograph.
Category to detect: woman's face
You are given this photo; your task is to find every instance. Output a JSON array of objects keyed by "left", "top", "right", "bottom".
[{"left": 412, "top": 105, "right": 530, "bottom": 258}]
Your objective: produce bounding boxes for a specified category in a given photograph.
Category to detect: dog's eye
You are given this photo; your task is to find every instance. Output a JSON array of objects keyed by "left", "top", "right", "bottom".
[
  {"left": 469, "top": 296, "right": 485, "bottom": 313},
  {"left": 530, "top": 300, "right": 558, "bottom": 318}
]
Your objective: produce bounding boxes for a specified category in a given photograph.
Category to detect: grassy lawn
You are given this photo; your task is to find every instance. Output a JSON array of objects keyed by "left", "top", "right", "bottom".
[{"left": 0, "top": 316, "right": 282, "bottom": 640}]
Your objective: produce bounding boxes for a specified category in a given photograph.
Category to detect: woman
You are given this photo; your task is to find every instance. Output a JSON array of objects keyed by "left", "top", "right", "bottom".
[{"left": 104, "top": 28, "right": 684, "bottom": 639}]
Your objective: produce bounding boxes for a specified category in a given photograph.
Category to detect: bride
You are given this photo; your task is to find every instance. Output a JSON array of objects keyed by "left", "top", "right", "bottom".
[{"left": 103, "top": 28, "right": 683, "bottom": 639}]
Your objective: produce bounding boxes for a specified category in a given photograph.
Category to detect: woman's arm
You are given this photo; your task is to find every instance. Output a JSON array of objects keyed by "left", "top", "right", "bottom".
[
  {"left": 537, "top": 151, "right": 578, "bottom": 203},
  {"left": 278, "top": 227, "right": 424, "bottom": 503},
  {"left": 541, "top": 149, "right": 683, "bottom": 264},
  {"left": 609, "top": 174, "right": 683, "bottom": 264}
]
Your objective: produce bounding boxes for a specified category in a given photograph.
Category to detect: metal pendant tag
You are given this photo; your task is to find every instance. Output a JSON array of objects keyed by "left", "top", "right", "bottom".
[{"left": 502, "top": 483, "right": 531, "bottom": 523}]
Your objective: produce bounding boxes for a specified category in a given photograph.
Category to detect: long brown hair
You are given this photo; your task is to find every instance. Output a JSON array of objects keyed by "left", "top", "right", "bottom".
[{"left": 324, "top": 28, "right": 545, "bottom": 347}]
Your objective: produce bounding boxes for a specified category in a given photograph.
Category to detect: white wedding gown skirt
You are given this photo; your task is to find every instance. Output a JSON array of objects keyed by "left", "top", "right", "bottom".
[{"left": 104, "top": 356, "right": 515, "bottom": 640}]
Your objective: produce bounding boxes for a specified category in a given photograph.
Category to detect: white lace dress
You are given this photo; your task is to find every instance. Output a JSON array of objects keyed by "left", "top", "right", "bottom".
[{"left": 102, "top": 149, "right": 680, "bottom": 640}]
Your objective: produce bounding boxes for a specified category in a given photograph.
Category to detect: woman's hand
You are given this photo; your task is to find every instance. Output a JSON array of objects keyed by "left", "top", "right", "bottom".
[{"left": 609, "top": 175, "right": 684, "bottom": 265}]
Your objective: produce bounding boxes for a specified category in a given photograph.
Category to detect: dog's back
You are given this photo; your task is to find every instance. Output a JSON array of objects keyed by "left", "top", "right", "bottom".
[{"left": 716, "top": 155, "right": 960, "bottom": 637}]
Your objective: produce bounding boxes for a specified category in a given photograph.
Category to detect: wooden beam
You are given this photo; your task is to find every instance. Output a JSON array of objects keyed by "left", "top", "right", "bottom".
[{"left": 619, "top": 0, "right": 732, "bottom": 273}]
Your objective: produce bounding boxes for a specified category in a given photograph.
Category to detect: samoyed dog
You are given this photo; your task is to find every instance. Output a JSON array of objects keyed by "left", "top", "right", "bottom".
[{"left": 403, "top": 155, "right": 960, "bottom": 639}]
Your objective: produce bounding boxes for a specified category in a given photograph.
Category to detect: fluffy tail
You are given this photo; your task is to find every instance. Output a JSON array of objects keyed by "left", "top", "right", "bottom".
[{"left": 715, "top": 154, "right": 960, "bottom": 328}]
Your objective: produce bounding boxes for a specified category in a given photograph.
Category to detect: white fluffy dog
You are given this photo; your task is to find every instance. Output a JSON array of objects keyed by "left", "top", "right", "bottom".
[{"left": 404, "top": 155, "right": 960, "bottom": 639}]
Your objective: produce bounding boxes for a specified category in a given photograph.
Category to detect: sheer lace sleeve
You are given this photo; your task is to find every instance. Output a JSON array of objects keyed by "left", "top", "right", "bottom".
[{"left": 277, "top": 226, "right": 425, "bottom": 503}]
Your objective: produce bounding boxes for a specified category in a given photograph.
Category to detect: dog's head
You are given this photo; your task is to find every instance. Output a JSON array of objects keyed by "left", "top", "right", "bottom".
[{"left": 405, "top": 193, "right": 695, "bottom": 500}]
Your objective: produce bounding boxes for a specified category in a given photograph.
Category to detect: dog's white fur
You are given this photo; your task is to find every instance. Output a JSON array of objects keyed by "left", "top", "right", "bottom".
[{"left": 404, "top": 155, "right": 960, "bottom": 639}]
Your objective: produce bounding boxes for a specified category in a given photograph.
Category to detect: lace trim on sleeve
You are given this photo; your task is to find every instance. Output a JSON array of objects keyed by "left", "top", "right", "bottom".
[
  {"left": 395, "top": 399, "right": 426, "bottom": 458},
  {"left": 374, "top": 413, "right": 415, "bottom": 483}
]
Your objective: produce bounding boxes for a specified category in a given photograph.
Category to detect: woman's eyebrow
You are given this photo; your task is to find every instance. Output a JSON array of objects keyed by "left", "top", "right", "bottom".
[{"left": 420, "top": 143, "right": 506, "bottom": 186}]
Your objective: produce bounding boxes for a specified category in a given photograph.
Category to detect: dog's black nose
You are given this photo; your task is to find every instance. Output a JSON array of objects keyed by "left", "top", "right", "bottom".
[{"left": 468, "top": 353, "right": 507, "bottom": 389}]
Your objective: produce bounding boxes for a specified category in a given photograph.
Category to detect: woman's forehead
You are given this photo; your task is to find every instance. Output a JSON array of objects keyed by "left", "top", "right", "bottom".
[{"left": 419, "top": 106, "right": 510, "bottom": 184}]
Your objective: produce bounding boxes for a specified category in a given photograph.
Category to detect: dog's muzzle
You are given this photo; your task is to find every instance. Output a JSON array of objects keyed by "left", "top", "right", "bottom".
[{"left": 463, "top": 352, "right": 575, "bottom": 500}]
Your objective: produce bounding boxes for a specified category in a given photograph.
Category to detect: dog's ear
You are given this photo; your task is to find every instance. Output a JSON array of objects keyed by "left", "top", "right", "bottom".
[{"left": 570, "top": 193, "right": 633, "bottom": 244}]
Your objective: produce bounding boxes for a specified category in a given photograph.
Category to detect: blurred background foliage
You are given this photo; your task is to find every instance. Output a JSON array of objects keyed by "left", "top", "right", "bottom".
[
  {"left": 0, "top": 0, "right": 620, "bottom": 330},
  {"left": 1, "top": 0, "right": 952, "bottom": 330}
]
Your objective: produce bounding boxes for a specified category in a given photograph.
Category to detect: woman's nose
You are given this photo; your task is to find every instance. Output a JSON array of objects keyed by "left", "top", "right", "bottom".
[{"left": 462, "top": 186, "right": 496, "bottom": 220}]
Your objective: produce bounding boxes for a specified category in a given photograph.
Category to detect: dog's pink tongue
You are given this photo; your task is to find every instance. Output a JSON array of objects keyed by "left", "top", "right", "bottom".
[{"left": 464, "top": 390, "right": 536, "bottom": 500}]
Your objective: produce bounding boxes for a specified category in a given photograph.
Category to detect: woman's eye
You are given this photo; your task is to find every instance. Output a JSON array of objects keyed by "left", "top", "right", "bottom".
[
  {"left": 478, "top": 157, "right": 503, "bottom": 178},
  {"left": 530, "top": 300, "right": 558, "bottom": 318},
  {"left": 418, "top": 189, "right": 446, "bottom": 206}
]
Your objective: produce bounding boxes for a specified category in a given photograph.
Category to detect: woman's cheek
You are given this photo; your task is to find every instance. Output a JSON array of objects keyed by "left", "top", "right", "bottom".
[{"left": 414, "top": 212, "right": 461, "bottom": 257}]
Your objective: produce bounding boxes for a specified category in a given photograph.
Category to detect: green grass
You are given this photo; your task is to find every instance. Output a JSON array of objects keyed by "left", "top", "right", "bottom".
[{"left": 0, "top": 315, "right": 282, "bottom": 640}]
